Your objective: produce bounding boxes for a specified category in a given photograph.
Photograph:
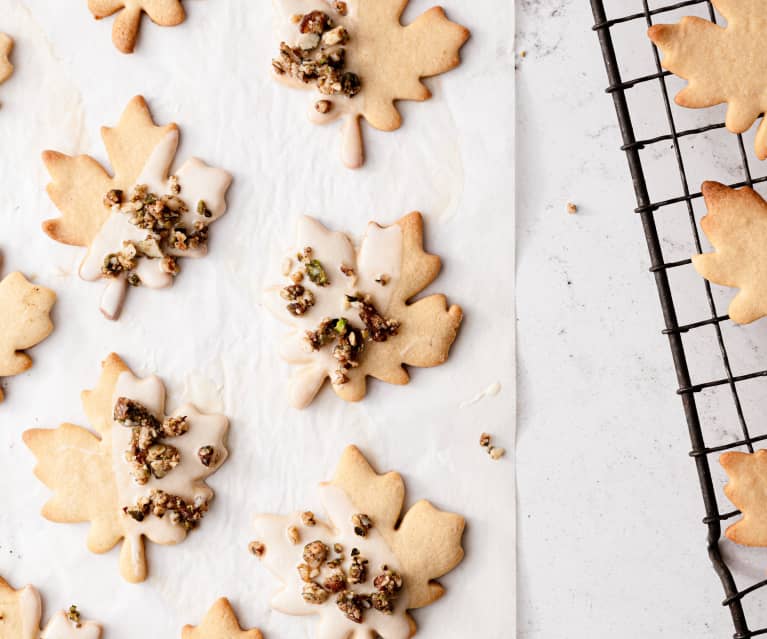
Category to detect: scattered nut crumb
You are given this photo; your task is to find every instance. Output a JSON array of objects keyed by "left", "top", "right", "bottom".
[
  {"left": 315, "top": 99, "right": 332, "bottom": 114},
  {"left": 479, "top": 432, "right": 491, "bottom": 447},
  {"left": 519, "top": 50, "right": 527, "bottom": 58},
  {"left": 566, "top": 202, "right": 578, "bottom": 214},
  {"left": 489, "top": 446, "right": 506, "bottom": 461},
  {"left": 248, "top": 540, "right": 266, "bottom": 557},
  {"left": 287, "top": 525, "right": 301, "bottom": 545},
  {"left": 290, "top": 13, "right": 303, "bottom": 23},
  {"left": 302, "top": 511, "right": 316, "bottom": 526}
]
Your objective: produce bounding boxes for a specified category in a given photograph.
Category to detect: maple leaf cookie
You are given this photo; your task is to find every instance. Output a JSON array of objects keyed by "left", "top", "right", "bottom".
[
  {"left": 251, "top": 445, "right": 465, "bottom": 638},
  {"left": 265, "top": 213, "right": 463, "bottom": 408},
  {"left": 43, "top": 96, "right": 232, "bottom": 320},
  {"left": 88, "top": 0, "right": 186, "bottom": 54},
  {"left": 0, "top": 271, "right": 55, "bottom": 403},
  {"left": 23, "top": 353, "right": 229, "bottom": 583},
  {"left": 648, "top": 1, "right": 767, "bottom": 159},
  {"left": 721, "top": 450, "right": 767, "bottom": 547},
  {"left": 0, "top": 576, "right": 101, "bottom": 639},
  {"left": 271, "top": 0, "right": 470, "bottom": 168},
  {"left": 0, "top": 33, "right": 13, "bottom": 86},
  {"left": 182, "top": 598, "right": 263, "bottom": 639},
  {"left": 691, "top": 181, "right": 767, "bottom": 324}
]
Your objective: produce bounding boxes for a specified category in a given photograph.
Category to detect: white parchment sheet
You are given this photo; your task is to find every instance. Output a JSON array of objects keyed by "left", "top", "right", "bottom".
[{"left": 0, "top": 1, "right": 515, "bottom": 637}]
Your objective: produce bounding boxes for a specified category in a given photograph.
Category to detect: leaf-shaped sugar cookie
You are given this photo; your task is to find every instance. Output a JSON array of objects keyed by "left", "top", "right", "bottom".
[
  {"left": 88, "top": 0, "right": 186, "bottom": 54},
  {"left": 265, "top": 212, "right": 463, "bottom": 408},
  {"left": 43, "top": 95, "right": 232, "bottom": 320},
  {"left": 271, "top": 0, "right": 469, "bottom": 168},
  {"left": 648, "top": 0, "right": 767, "bottom": 159},
  {"left": 0, "top": 576, "right": 101, "bottom": 639},
  {"left": 721, "top": 449, "right": 767, "bottom": 547},
  {"left": 24, "top": 353, "right": 229, "bottom": 583},
  {"left": 252, "top": 445, "right": 465, "bottom": 639},
  {"left": 182, "top": 598, "right": 263, "bottom": 639},
  {"left": 691, "top": 181, "right": 767, "bottom": 324},
  {"left": 0, "top": 271, "right": 55, "bottom": 403}
]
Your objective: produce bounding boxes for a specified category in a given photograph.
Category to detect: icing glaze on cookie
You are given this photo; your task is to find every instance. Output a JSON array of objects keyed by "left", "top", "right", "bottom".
[
  {"left": 18, "top": 585, "right": 41, "bottom": 639},
  {"left": 80, "top": 129, "right": 232, "bottom": 319},
  {"left": 40, "top": 611, "right": 101, "bottom": 639},
  {"left": 110, "top": 370, "right": 229, "bottom": 579},
  {"left": 254, "top": 484, "right": 410, "bottom": 638},
  {"left": 265, "top": 216, "right": 403, "bottom": 408}
]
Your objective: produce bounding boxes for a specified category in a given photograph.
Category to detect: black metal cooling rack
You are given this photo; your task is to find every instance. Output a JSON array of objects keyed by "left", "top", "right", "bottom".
[{"left": 591, "top": 1, "right": 767, "bottom": 637}]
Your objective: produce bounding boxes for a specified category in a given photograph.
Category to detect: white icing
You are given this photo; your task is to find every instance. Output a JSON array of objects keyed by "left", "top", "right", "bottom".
[
  {"left": 18, "top": 586, "right": 41, "bottom": 639},
  {"left": 254, "top": 484, "right": 410, "bottom": 639},
  {"left": 40, "top": 612, "right": 101, "bottom": 639},
  {"left": 264, "top": 216, "right": 404, "bottom": 408},
  {"left": 80, "top": 129, "right": 232, "bottom": 320},
  {"left": 340, "top": 115, "right": 364, "bottom": 169},
  {"left": 459, "top": 382, "right": 502, "bottom": 408},
  {"left": 110, "top": 370, "right": 229, "bottom": 579}
]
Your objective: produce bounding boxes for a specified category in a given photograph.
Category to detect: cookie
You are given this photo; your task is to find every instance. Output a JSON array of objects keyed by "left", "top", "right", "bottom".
[
  {"left": 182, "top": 598, "right": 263, "bottom": 639},
  {"left": 251, "top": 445, "right": 465, "bottom": 638},
  {"left": 0, "top": 33, "right": 13, "bottom": 86},
  {"left": 0, "top": 271, "right": 55, "bottom": 403},
  {"left": 648, "top": 2, "right": 767, "bottom": 159},
  {"left": 691, "top": 181, "right": 767, "bottom": 324},
  {"left": 264, "top": 213, "right": 463, "bottom": 408},
  {"left": 23, "top": 353, "right": 229, "bottom": 583},
  {"left": 271, "top": 0, "right": 469, "bottom": 168},
  {"left": 721, "top": 450, "right": 767, "bottom": 546},
  {"left": 0, "top": 576, "right": 101, "bottom": 639},
  {"left": 43, "top": 95, "right": 232, "bottom": 320},
  {"left": 88, "top": 0, "right": 186, "bottom": 54}
]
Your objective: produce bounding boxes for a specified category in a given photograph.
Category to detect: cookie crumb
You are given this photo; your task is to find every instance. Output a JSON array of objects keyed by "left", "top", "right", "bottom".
[
  {"left": 249, "top": 540, "right": 266, "bottom": 557},
  {"left": 566, "top": 202, "right": 578, "bottom": 214}
]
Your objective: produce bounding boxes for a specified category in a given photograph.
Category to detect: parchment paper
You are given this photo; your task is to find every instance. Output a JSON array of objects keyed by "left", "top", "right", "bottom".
[{"left": 0, "top": 1, "right": 515, "bottom": 636}]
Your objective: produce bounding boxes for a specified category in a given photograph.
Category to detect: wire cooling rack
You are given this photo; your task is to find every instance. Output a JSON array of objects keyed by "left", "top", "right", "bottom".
[{"left": 591, "top": 1, "right": 767, "bottom": 637}]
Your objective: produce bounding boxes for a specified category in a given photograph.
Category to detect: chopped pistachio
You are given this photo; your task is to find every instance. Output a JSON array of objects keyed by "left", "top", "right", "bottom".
[
  {"left": 305, "top": 259, "right": 329, "bottom": 286},
  {"left": 197, "top": 200, "right": 212, "bottom": 217},
  {"left": 103, "top": 189, "right": 123, "bottom": 208}
]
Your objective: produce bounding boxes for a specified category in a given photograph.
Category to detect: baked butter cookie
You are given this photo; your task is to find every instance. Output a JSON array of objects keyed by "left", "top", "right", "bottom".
[
  {"left": 182, "top": 598, "right": 263, "bottom": 639},
  {"left": 0, "top": 577, "right": 101, "bottom": 639},
  {"left": 251, "top": 445, "right": 465, "bottom": 638},
  {"left": 88, "top": 0, "right": 186, "bottom": 54},
  {"left": 691, "top": 181, "right": 767, "bottom": 324},
  {"left": 721, "top": 450, "right": 767, "bottom": 547},
  {"left": 43, "top": 96, "right": 232, "bottom": 320},
  {"left": 265, "top": 213, "right": 462, "bottom": 408},
  {"left": 0, "top": 271, "right": 55, "bottom": 403},
  {"left": 271, "top": 0, "right": 469, "bottom": 168},
  {"left": 649, "top": 1, "right": 767, "bottom": 159},
  {"left": 24, "top": 353, "right": 229, "bottom": 583}
]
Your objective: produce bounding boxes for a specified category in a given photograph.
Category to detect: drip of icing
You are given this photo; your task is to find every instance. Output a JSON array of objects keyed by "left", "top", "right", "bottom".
[
  {"left": 110, "top": 371, "right": 229, "bottom": 578},
  {"left": 340, "top": 114, "right": 364, "bottom": 169},
  {"left": 254, "top": 484, "right": 411, "bottom": 639},
  {"left": 264, "top": 217, "right": 404, "bottom": 408},
  {"left": 459, "top": 382, "right": 502, "bottom": 408},
  {"left": 79, "top": 129, "right": 232, "bottom": 319},
  {"left": 18, "top": 585, "right": 41, "bottom": 639},
  {"left": 40, "top": 611, "right": 101, "bottom": 639}
]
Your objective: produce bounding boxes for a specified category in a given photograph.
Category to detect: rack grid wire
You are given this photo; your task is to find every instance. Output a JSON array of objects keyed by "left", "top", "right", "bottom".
[{"left": 591, "top": 1, "right": 767, "bottom": 637}]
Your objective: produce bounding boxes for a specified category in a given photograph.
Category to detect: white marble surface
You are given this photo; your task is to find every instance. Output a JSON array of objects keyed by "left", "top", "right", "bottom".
[{"left": 517, "top": 0, "right": 767, "bottom": 636}]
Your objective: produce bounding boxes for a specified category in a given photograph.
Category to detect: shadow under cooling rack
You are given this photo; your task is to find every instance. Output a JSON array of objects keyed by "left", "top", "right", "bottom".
[{"left": 591, "top": 1, "right": 767, "bottom": 637}]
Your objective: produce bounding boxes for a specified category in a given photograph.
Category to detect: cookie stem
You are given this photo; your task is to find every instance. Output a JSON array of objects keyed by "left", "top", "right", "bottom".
[{"left": 341, "top": 114, "right": 364, "bottom": 169}]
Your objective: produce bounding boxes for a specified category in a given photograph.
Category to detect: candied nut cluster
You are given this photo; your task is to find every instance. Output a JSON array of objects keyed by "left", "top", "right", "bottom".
[
  {"left": 123, "top": 489, "right": 209, "bottom": 531},
  {"left": 272, "top": 8, "right": 362, "bottom": 99},
  {"left": 100, "top": 179, "right": 211, "bottom": 285},
  {"left": 295, "top": 534, "right": 404, "bottom": 623}
]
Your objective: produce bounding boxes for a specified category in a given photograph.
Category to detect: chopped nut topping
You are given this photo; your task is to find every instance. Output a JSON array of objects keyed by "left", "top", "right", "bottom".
[
  {"left": 169, "top": 175, "right": 180, "bottom": 195},
  {"left": 302, "top": 582, "right": 330, "bottom": 605},
  {"left": 567, "top": 201, "right": 578, "bottom": 214},
  {"left": 373, "top": 568, "right": 403, "bottom": 596},
  {"left": 301, "top": 511, "right": 316, "bottom": 526},
  {"left": 315, "top": 99, "right": 332, "bottom": 114},
  {"left": 197, "top": 445, "right": 216, "bottom": 467},
  {"left": 323, "top": 570, "right": 347, "bottom": 593},
  {"left": 103, "top": 189, "right": 123, "bottom": 208},
  {"left": 347, "top": 294, "right": 400, "bottom": 342},
  {"left": 336, "top": 590, "right": 370, "bottom": 623},
  {"left": 479, "top": 432, "right": 491, "bottom": 447},
  {"left": 145, "top": 443, "right": 180, "bottom": 479},
  {"left": 374, "top": 274, "right": 390, "bottom": 286},
  {"left": 281, "top": 284, "right": 315, "bottom": 316},
  {"left": 340, "top": 264, "right": 355, "bottom": 276},
  {"left": 304, "top": 317, "right": 365, "bottom": 384},
  {"left": 333, "top": 543, "right": 343, "bottom": 554},
  {"left": 489, "top": 446, "right": 506, "bottom": 460},
  {"left": 348, "top": 553, "right": 368, "bottom": 584},
  {"left": 352, "top": 513, "right": 373, "bottom": 537},
  {"left": 197, "top": 200, "right": 212, "bottom": 217},
  {"left": 331, "top": 1, "right": 348, "bottom": 15},
  {"left": 300, "top": 10, "right": 331, "bottom": 34},
  {"left": 67, "top": 605, "right": 82, "bottom": 628},
  {"left": 303, "top": 540, "right": 329, "bottom": 567},
  {"left": 124, "top": 489, "right": 209, "bottom": 531},
  {"left": 297, "top": 563, "right": 319, "bottom": 582},
  {"left": 288, "top": 525, "right": 301, "bottom": 545},
  {"left": 161, "top": 255, "right": 180, "bottom": 276},
  {"left": 248, "top": 540, "right": 266, "bottom": 557}
]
